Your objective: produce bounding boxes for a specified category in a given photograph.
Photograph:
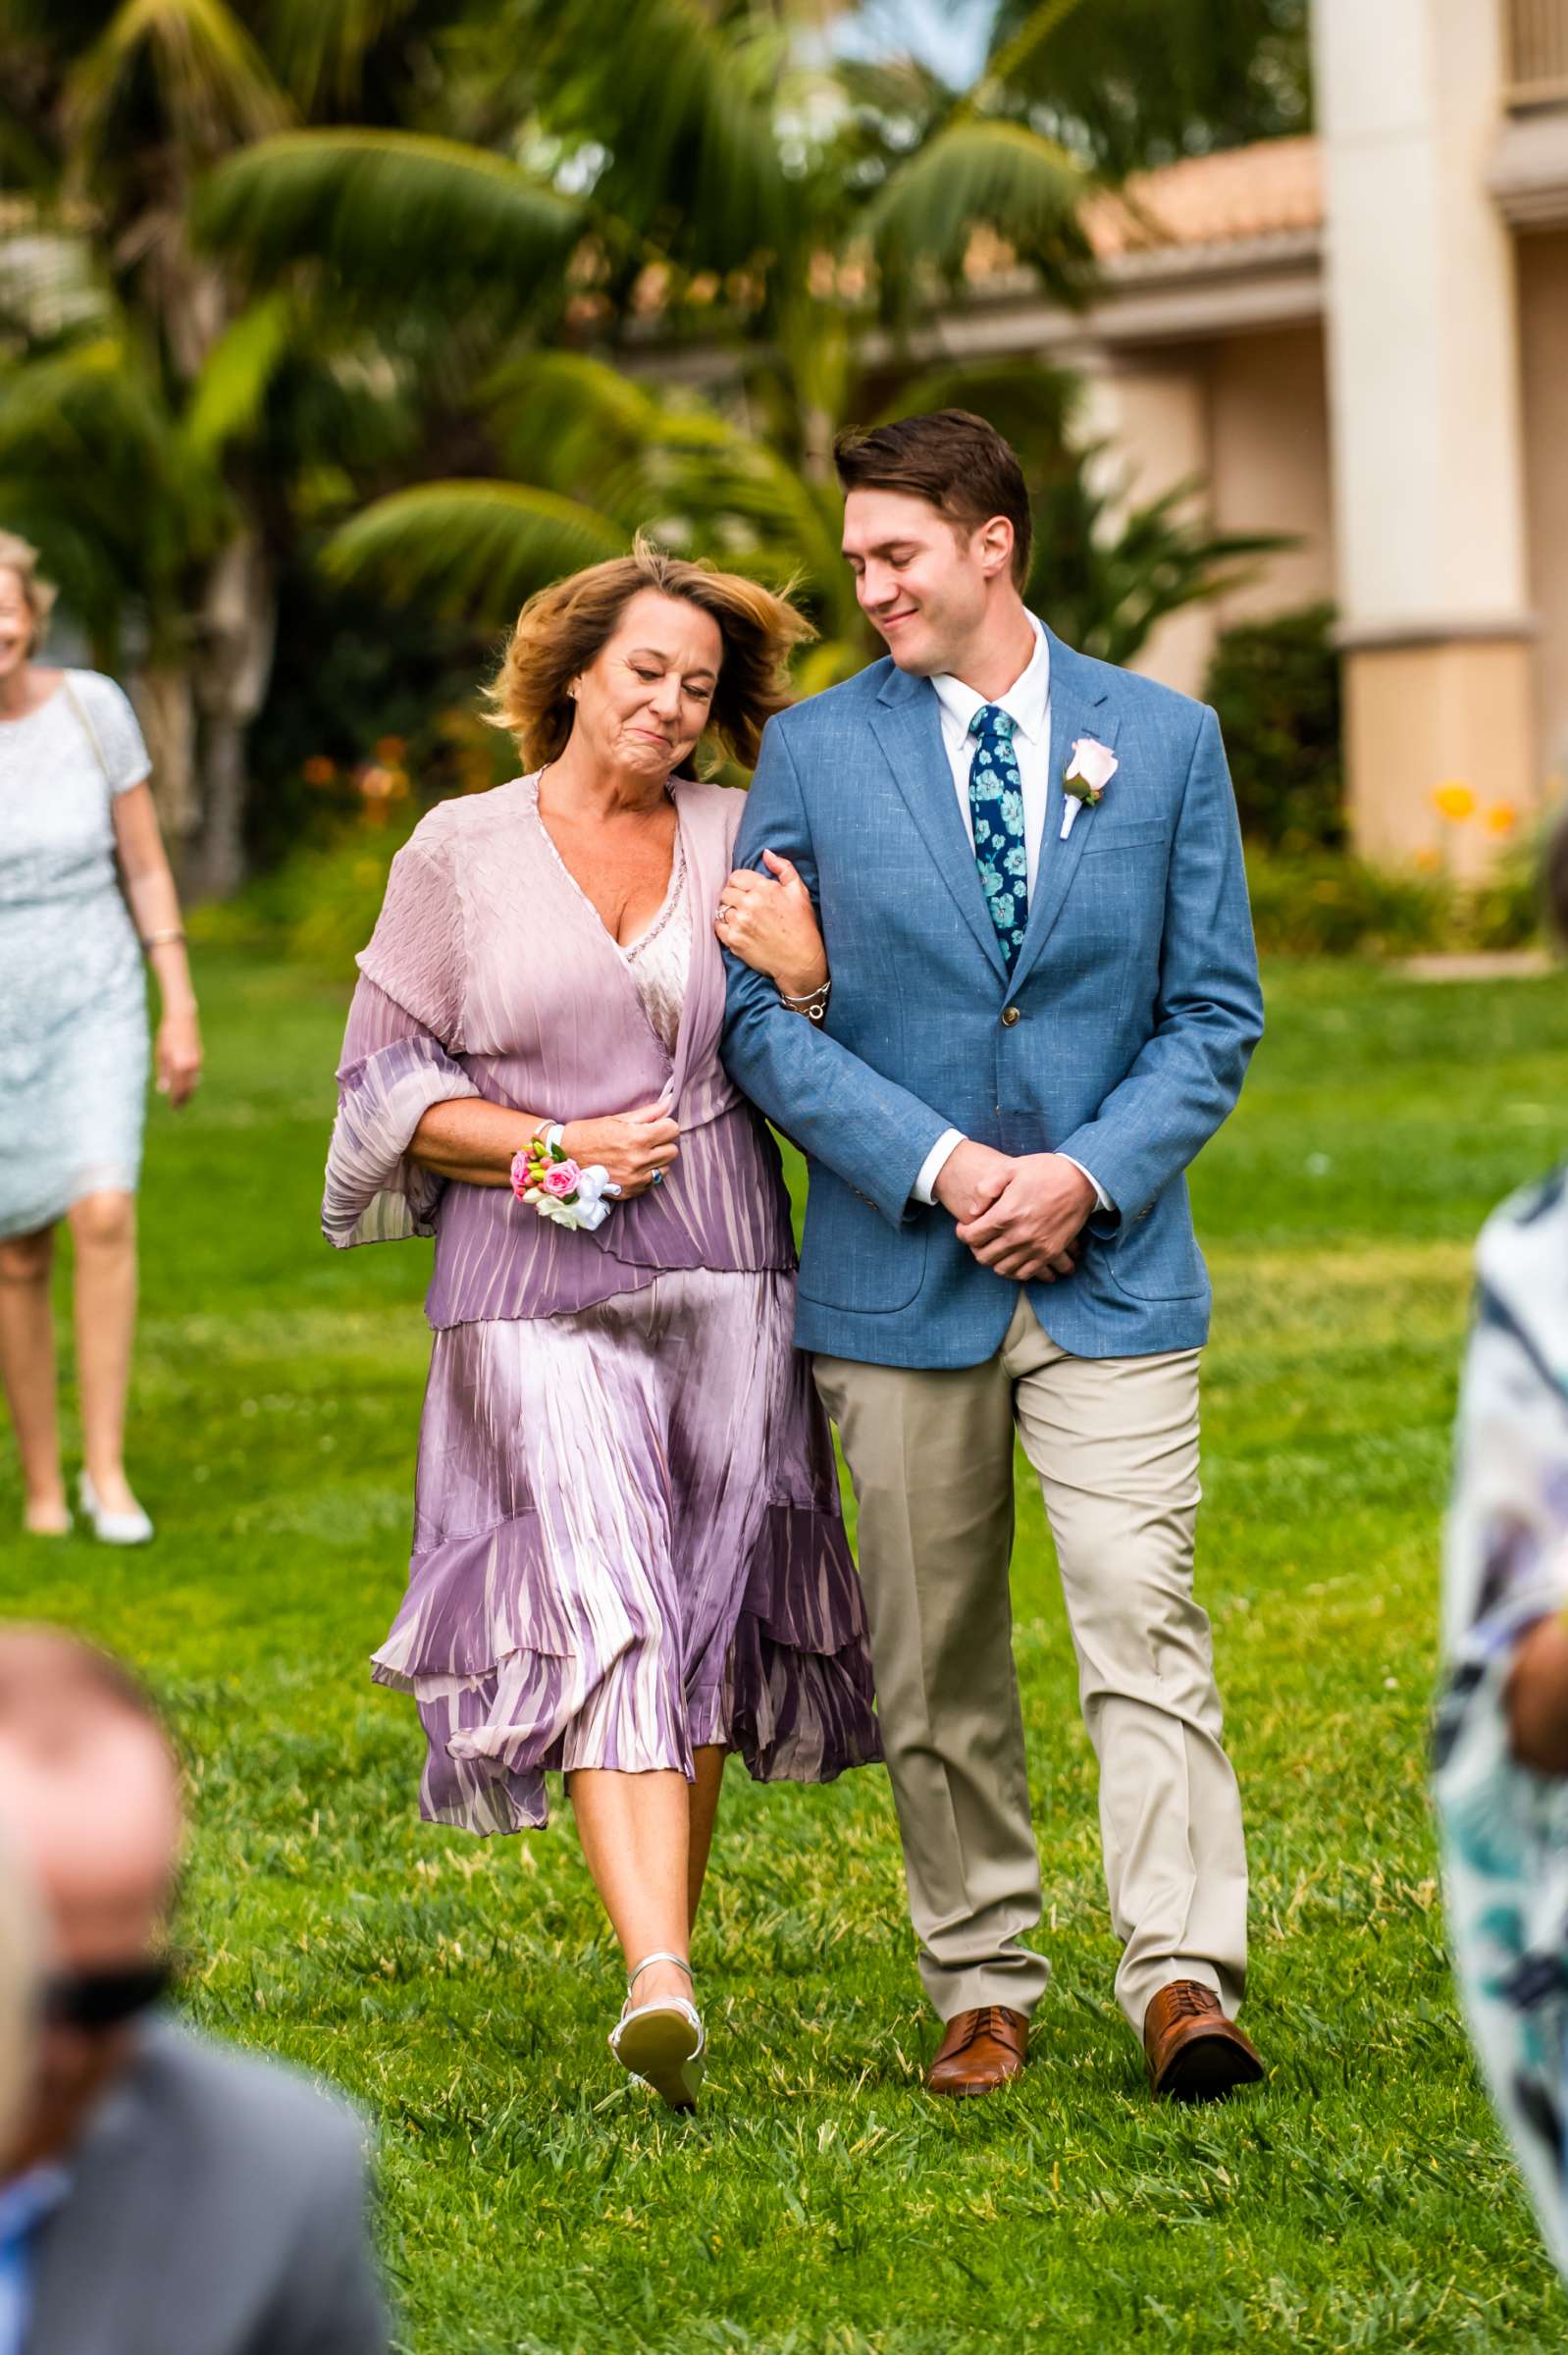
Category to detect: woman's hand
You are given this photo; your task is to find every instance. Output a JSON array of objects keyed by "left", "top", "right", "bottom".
[
  {"left": 714, "top": 852, "right": 828, "bottom": 999},
  {"left": 156, "top": 1005, "right": 203, "bottom": 1107},
  {"left": 560, "top": 1102, "right": 680, "bottom": 1198}
]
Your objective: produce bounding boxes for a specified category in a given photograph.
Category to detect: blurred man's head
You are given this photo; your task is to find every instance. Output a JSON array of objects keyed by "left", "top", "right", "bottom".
[
  {"left": 0, "top": 1629, "right": 183, "bottom": 2174},
  {"left": 835, "top": 409, "right": 1033, "bottom": 680}
]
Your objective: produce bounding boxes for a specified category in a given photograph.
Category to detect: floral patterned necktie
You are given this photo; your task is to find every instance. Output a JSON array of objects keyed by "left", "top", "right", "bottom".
[{"left": 967, "top": 704, "right": 1028, "bottom": 968}]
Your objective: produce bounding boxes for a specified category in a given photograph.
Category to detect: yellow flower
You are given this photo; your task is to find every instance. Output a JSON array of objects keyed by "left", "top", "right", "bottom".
[
  {"left": 1432, "top": 781, "right": 1476, "bottom": 821},
  {"left": 1487, "top": 804, "right": 1518, "bottom": 835},
  {"left": 1413, "top": 848, "right": 1441, "bottom": 872}
]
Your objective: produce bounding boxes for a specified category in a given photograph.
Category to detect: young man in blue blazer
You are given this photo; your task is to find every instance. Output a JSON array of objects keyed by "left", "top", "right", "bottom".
[{"left": 720, "top": 410, "right": 1265, "bottom": 2102}]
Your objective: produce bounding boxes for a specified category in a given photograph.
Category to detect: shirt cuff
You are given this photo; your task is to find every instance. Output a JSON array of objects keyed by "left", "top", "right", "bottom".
[
  {"left": 1061, "top": 1154, "right": 1112, "bottom": 1215},
  {"left": 913, "top": 1128, "right": 967, "bottom": 1206}
]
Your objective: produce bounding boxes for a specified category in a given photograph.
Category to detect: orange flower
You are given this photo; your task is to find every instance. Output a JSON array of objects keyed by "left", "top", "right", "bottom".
[
  {"left": 1413, "top": 848, "right": 1441, "bottom": 872},
  {"left": 302, "top": 755, "right": 337, "bottom": 787},
  {"left": 374, "top": 735, "right": 406, "bottom": 763},
  {"left": 1488, "top": 804, "right": 1518, "bottom": 835},
  {"left": 1432, "top": 781, "right": 1476, "bottom": 822}
]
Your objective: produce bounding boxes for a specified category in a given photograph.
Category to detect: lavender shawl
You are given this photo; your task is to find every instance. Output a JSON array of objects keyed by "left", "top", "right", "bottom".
[{"left": 323, "top": 772, "right": 794, "bottom": 1325}]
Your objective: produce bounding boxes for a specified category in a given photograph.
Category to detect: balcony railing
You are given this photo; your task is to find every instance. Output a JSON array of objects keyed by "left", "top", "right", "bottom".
[{"left": 1508, "top": 0, "right": 1568, "bottom": 103}]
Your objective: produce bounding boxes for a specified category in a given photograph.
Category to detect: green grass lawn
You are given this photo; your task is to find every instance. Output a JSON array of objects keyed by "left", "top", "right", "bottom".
[{"left": 5, "top": 948, "right": 1568, "bottom": 2352}]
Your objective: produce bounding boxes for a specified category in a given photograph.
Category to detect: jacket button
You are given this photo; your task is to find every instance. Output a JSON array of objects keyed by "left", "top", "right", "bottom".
[{"left": 1001, "top": 1005, "right": 1021, "bottom": 1027}]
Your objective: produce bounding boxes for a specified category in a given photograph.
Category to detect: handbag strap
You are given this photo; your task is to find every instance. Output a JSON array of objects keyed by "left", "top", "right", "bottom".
[{"left": 60, "top": 672, "right": 113, "bottom": 790}]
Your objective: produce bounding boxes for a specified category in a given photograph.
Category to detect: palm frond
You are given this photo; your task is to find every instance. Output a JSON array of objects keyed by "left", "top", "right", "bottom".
[
  {"left": 536, "top": 0, "right": 792, "bottom": 275},
  {"left": 866, "top": 117, "right": 1095, "bottom": 296},
  {"left": 0, "top": 475, "right": 139, "bottom": 656},
  {"left": 322, "top": 480, "right": 626, "bottom": 617},
  {"left": 480, "top": 350, "right": 666, "bottom": 491},
  {"left": 0, "top": 336, "right": 173, "bottom": 483},
  {"left": 68, "top": 0, "right": 288, "bottom": 167},
  {"left": 198, "top": 130, "right": 583, "bottom": 305},
  {"left": 1032, "top": 458, "right": 1292, "bottom": 667},
  {"left": 182, "top": 289, "right": 292, "bottom": 457},
  {"left": 979, "top": 0, "right": 1096, "bottom": 101},
  {"left": 262, "top": 0, "right": 420, "bottom": 111}
]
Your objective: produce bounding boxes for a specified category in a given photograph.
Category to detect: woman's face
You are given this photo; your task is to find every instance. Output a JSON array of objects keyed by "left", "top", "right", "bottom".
[
  {"left": 0, "top": 571, "right": 33, "bottom": 683},
  {"left": 571, "top": 588, "right": 723, "bottom": 782}
]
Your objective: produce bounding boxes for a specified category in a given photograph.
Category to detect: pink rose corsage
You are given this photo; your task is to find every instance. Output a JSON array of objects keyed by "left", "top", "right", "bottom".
[{"left": 509, "top": 1136, "right": 619, "bottom": 1232}]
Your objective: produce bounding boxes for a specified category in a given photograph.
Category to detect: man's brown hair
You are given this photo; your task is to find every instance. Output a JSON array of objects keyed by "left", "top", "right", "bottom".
[{"left": 833, "top": 409, "right": 1034, "bottom": 591}]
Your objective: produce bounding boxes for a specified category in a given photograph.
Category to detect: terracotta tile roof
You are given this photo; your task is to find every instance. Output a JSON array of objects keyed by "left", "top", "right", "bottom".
[{"left": 1085, "top": 134, "right": 1323, "bottom": 260}]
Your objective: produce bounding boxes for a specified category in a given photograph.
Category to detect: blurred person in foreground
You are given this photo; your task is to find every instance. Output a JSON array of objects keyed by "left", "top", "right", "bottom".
[
  {"left": 322, "top": 544, "right": 878, "bottom": 2113},
  {"left": 1435, "top": 810, "right": 1568, "bottom": 2276},
  {"left": 0, "top": 534, "right": 202, "bottom": 1545},
  {"left": 0, "top": 1627, "right": 387, "bottom": 2354}
]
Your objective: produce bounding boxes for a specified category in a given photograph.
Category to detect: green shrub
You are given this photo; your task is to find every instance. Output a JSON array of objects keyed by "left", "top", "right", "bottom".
[
  {"left": 1244, "top": 851, "right": 1447, "bottom": 956},
  {"left": 1206, "top": 602, "right": 1344, "bottom": 854},
  {"left": 1245, "top": 844, "right": 1545, "bottom": 958}
]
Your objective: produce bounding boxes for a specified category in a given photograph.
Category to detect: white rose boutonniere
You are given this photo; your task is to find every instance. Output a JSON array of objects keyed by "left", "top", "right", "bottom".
[{"left": 1060, "top": 737, "right": 1119, "bottom": 839}]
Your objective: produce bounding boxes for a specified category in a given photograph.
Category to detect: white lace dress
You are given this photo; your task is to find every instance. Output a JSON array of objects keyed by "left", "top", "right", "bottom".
[{"left": 0, "top": 671, "right": 152, "bottom": 1238}]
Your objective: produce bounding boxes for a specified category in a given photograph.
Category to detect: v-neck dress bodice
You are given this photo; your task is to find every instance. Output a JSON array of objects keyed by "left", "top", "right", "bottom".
[
  {"left": 322, "top": 770, "right": 879, "bottom": 1836},
  {"left": 324, "top": 772, "right": 793, "bottom": 1323},
  {"left": 622, "top": 833, "right": 691, "bottom": 1056}
]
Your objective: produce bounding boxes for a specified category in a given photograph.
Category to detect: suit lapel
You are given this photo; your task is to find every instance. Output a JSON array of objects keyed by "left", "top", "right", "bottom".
[
  {"left": 869, "top": 673, "right": 1008, "bottom": 983},
  {"left": 1009, "top": 629, "right": 1119, "bottom": 997}
]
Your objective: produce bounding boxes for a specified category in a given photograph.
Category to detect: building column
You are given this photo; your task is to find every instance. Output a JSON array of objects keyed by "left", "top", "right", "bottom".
[
  {"left": 1075, "top": 353, "right": 1215, "bottom": 699},
  {"left": 1313, "top": 0, "right": 1537, "bottom": 873}
]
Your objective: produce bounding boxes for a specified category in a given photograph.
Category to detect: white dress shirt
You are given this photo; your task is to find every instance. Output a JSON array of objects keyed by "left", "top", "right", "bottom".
[{"left": 910, "top": 613, "right": 1110, "bottom": 1213}]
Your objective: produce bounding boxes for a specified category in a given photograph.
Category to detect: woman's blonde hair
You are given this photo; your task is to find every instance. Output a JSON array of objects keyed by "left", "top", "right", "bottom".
[
  {"left": 485, "top": 538, "right": 814, "bottom": 774},
  {"left": 0, "top": 533, "right": 56, "bottom": 655}
]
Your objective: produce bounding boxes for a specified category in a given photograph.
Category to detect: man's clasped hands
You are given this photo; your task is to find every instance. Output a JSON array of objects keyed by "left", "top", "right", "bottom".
[{"left": 932, "top": 1140, "right": 1097, "bottom": 1284}]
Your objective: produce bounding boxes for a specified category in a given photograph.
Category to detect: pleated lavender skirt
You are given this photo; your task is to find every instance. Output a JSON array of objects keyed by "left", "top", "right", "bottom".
[{"left": 372, "top": 1269, "right": 882, "bottom": 1833}]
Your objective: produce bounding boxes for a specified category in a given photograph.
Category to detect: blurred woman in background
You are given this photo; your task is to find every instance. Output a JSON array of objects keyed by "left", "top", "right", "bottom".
[
  {"left": 1435, "top": 807, "right": 1568, "bottom": 2276},
  {"left": 0, "top": 534, "right": 201, "bottom": 1544}
]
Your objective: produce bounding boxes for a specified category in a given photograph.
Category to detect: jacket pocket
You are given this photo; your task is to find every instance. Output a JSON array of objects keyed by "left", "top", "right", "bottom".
[
  {"left": 1096, "top": 1195, "right": 1209, "bottom": 1301},
  {"left": 797, "top": 1173, "right": 929, "bottom": 1312}
]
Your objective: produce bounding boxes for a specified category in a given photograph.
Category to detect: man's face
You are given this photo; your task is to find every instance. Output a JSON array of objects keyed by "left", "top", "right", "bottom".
[
  {"left": 0, "top": 1717, "right": 181, "bottom": 2172},
  {"left": 841, "top": 487, "right": 1004, "bottom": 677}
]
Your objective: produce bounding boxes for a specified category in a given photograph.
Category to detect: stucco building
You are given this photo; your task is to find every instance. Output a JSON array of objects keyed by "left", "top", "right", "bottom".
[{"left": 901, "top": 0, "right": 1568, "bottom": 871}]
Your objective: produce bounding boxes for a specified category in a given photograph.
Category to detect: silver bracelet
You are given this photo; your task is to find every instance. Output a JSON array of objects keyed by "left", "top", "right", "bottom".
[{"left": 780, "top": 979, "right": 830, "bottom": 1022}]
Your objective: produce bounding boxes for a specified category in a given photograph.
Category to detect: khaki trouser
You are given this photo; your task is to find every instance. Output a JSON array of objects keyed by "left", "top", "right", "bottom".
[{"left": 813, "top": 1293, "right": 1248, "bottom": 2036}]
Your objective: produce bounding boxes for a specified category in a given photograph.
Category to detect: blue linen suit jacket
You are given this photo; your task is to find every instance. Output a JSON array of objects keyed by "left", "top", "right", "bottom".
[{"left": 719, "top": 627, "right": 1264, "bottom": 1370}]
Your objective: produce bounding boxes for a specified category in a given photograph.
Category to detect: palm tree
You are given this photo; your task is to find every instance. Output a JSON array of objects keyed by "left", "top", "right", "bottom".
[
  {"left": 200, "top": 1, "right": 1270, "bottom": 685},
  {"left": 0, "top": 0, "right": 485, "bottom": 889}
]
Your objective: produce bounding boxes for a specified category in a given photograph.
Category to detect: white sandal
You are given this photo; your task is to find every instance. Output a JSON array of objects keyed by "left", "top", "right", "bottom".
[
  {"left": 608, "top": 1952, "right": 705, "bottom": 2111},
  {"left": 78, "top": 1473, "right": 153, "bottom": 1547}
]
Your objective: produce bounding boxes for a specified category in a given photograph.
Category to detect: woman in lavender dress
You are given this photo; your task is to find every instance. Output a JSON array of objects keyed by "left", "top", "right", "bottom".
[{"left": 323, "top": 545, "right": 879, "bottom": 2109}]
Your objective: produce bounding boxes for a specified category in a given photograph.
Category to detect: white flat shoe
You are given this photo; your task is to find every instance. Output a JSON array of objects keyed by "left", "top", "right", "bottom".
[
  {"left": 23, "top": 1503, "right": 72, "bottom": 1538},
  {"left": 78, "top": 1474, "right": 153, "bottom": 1546},
  {"left": 608, "top": 1951, "right": 705, "bottom": 2111}
]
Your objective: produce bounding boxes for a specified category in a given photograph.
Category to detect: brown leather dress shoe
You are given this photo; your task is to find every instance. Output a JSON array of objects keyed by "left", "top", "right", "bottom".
[
  {"left": 926, "top": 2005, "right": 1028, "bottom": 2097},
  {"left": 1143, "top": 1981, "right": 1265, "bottom": 2103}
]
